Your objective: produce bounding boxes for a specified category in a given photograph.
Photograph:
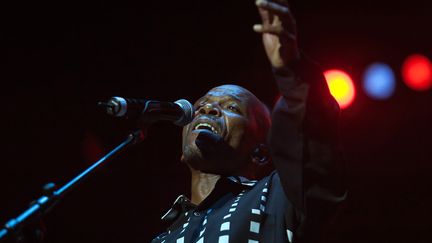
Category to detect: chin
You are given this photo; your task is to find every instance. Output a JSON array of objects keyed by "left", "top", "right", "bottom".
[
  {"left": 181, "top": 146, "right": 222, "bottom": 174},
  {"left": 181, "top": 131, "right": 246, "bottom": 175},
  {"left": 182, "top": 143, "right": 205, "bottom": 168},
  {"left": 181, "top": 130, "right": 207, "bottom": 167}
]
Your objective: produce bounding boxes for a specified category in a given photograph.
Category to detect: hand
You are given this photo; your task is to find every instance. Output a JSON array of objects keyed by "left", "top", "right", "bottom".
[{"left": 254, "top": 0, "right": 300, "bottom": 69}]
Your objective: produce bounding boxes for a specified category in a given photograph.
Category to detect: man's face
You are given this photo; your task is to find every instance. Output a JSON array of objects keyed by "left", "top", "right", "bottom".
[{"left": 181, "top": 85, "right": 267, "bottom": 175}]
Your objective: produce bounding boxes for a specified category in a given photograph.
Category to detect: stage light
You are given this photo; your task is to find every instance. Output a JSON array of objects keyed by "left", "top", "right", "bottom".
[
  {"left": 363, "top": 63, "right": 396, "bottom": 100},
  {"left": 324, "top": 69, "right": 356, "bottom": 109},
  {"left": 402, "top": 54, "right": 432, "bottom": 91}
]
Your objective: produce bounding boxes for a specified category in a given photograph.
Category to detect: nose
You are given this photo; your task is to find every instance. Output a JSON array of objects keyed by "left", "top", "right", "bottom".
[{"left": 197, "top": 103, "right": 221, "bottom": 117}]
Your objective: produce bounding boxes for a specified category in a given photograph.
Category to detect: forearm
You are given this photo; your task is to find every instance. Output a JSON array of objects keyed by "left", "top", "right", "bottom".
[{"left": 269, "top": 54, "right": 346, "bottom": 219}]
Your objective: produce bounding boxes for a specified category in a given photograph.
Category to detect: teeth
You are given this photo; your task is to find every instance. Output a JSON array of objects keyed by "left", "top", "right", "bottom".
[{"left": 194, "top": 123, "right": 218, "bottom": 134}]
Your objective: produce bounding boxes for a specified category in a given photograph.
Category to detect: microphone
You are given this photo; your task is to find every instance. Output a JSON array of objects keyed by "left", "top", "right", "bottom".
[{"left": 98, "top": 97, "right": 195, "bottom": 126}]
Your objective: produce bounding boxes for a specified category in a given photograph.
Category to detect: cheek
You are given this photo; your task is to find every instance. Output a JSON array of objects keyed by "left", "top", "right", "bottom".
[{"left": 225, "top": 117, "right": 249, "bottom": 148}]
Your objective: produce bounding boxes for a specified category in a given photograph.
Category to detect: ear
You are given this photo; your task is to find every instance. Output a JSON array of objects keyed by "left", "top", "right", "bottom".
[{"left": 251, "top": 144, "right": 271, "bottom": 165}]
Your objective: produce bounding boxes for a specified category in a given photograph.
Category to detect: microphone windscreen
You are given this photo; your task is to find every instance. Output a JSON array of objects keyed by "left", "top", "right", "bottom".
[{"left": 174, "top": 99, "right": 195, "bottom": 126}]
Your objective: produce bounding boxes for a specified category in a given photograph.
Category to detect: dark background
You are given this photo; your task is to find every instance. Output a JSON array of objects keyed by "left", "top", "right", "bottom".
[{"left": 1, "top": 0, "right": 431, "bottom": 242}]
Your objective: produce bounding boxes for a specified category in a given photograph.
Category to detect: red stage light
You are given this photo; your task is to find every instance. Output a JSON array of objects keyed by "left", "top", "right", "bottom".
[
  {"left": 324, "top": 69, "right": 356, "bottom": 109},
  {"left": 402, "top": 54, "right": 432, "bottom": 91}
]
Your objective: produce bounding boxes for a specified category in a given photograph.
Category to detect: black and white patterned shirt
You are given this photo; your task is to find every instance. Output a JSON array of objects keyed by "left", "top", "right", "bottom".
[
  {"left": 152, "top": 173, "right": 296, "bottom": 243},
  {"left": 152, "top": 57, "right": 347, "bottom": 243}
]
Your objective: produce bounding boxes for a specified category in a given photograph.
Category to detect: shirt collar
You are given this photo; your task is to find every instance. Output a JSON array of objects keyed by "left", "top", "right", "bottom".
[
  {"left": 161, "top": 176, "right": 257, "bottom": 223},
  {"left": 227, "top": 176, "right": 258, "bottom": 187},
  {"left": 161, "top": 195, "right": 196, "bottom": 222}
]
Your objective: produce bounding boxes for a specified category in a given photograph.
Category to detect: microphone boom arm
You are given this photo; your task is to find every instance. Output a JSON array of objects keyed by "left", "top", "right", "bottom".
[{"left": 0, "top": 130, "right": 145, "bottom": 242}]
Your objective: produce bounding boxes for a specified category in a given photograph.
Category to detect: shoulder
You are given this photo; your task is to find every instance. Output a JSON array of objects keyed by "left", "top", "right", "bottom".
[{"left": 257, "top": 171, "right": 289, "bottom": 202}]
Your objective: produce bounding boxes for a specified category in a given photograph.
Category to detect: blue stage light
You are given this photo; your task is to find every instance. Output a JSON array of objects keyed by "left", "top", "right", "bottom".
[{"left": 363, "top": 63, "right": 396, "bottom": 100}]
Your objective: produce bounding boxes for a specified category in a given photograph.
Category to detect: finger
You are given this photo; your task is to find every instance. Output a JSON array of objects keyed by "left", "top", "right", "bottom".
[
  {"left": 255, "top": 0, "right": 296, "bottom": 34},
  {"left": 253, "top": 24, "right": 296, "bottom": 40},
  {"left": 253, "top": 24, "right": 281, "bottom": 35},
  {"left": 255, "top": 0, "right": 290, "bottom": 15},
  {"left": 253, "top": 24, "right": 264, "bottom": 33},
  {"left": 254, "top": 15, "right": 283, "bottom": 34},
  {"left": 256, "top": 4, "right": 273, "bottom": 25}
]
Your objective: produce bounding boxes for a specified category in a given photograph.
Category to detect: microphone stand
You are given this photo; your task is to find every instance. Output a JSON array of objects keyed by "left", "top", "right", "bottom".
[{"left": 0, "top": 129, "right": 145, "bottom": 242}]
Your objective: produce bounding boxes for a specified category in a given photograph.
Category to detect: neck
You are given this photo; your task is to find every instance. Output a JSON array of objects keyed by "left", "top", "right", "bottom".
[{"left": 190, "top": 169, "right": 221, "bottom": 205}]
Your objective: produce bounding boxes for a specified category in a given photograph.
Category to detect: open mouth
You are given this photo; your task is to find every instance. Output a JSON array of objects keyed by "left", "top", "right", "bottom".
[{"left": 193, "top": 122, "right": 220, "bottom": 135}]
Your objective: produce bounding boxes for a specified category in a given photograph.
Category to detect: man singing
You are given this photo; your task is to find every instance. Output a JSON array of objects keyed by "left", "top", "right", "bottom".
[{"left": 152, "top": 0, "right": 346, "bottom": 242}]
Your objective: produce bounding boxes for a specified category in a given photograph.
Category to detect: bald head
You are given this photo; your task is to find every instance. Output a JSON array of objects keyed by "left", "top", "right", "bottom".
[
  {"left": 208, "top": 85, "right": 271, "bottom": 144},
  {"left": 181, "top": 84, "right": 271, "bottom": 175}
]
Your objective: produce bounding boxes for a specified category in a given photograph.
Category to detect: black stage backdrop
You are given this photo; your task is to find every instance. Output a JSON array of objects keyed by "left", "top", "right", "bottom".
[{"left": 1, "top": 0, "right": 431, "bottom": 242}]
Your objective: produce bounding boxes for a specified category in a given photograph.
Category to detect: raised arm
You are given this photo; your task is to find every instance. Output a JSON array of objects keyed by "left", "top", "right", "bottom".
[{"left": 254, "top": 0, "right": 347, "bottom": 240}]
